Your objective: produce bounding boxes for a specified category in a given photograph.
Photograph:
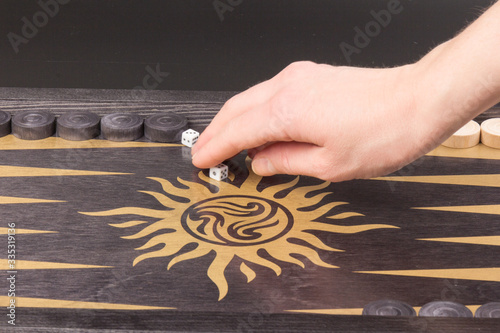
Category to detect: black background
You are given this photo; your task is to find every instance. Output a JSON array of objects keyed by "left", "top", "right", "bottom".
[{"left": 0, "top": 0, "right": 496, "bottom": 91}]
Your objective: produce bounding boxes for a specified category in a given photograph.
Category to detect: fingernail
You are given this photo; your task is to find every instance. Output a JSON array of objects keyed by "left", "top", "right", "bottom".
[
  {"left": 192, "top": 152, "right": 197, "bottom": 161},
  {"left": 252, "top": 157, "right": 276, "bottom": 175}
]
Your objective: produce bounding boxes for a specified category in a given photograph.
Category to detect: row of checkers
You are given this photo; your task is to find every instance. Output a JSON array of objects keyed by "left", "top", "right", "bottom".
[
  {"left": 0, "top": 110, "right": 190, "bottom": 142},
  {"left": 441, "top": 118, "right": 500, "bottom": 149},
  {"left": 362, "top": 300, "right": 499, "bottom": 318}
]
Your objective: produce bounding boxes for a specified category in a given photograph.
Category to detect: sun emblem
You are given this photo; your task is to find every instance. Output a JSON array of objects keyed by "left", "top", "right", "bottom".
[{"left": 81, "top": 160, "right": 397, "bottom": 300}]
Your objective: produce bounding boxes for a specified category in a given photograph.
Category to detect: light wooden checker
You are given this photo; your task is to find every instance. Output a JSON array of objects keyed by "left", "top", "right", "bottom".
[
  {"left": 481, "top": 118, "right": 500, "bottom": 149},
  {"left": 442, "top": 120, "right": 480, "bottom": 149}
]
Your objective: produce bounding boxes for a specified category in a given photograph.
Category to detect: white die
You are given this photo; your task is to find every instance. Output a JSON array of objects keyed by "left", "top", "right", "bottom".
[
  {"left": 210, "top": 163, "right": 229, "bottom": 181},
  {"left": 182, "top": 129, "right": 199, "bottom": 147}
]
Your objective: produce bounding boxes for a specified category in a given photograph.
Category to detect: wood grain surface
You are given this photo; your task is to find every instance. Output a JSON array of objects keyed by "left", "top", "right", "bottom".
[
  {"left": 1, "top": 88, "right": 500, "bottom": 332},
  {"left": 0, "top": 88, "right": 236, "bottom": 132}
]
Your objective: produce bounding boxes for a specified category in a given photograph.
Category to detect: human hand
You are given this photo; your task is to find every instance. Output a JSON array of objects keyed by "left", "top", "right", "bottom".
[
  {"left": 191, "top": 61, "right": 442, "bottom": 182},
  {"left": 191, "top": 2, "right": 500, "bottom": 182}
]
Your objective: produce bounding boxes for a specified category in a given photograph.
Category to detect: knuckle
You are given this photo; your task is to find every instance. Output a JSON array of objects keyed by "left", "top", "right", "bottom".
[
  {"left": 269, "top": 92, "right": 289, "bottom": 118},
  {"left": 268, "top": 95, "right": 298, "bottom": 140},
  {"left": 221, "top": 95, "right": 238, "bottom": 111},
  {"left": 222, "top": 121, "right": 243, "bottom": 150},
  {"left": 315, "top": 160, "right": 332, "bottom": 178},
  {"left": 282, "top": 61, "right": 317, "bottom": 77},
  {"left": 268, "top": 100, "right": 286, "bottom": 134},
  {"left": 313, "top": 153, "right": 338, "bottom": 180},
  {"left": 277, "top": 148, "right": 293, "bottom": 175}
]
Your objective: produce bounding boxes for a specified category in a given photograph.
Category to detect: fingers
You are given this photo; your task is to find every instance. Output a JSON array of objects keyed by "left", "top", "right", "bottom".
[
  {"left": 192, "top": 101, "right": 292, "bottom": 168},
  {"left": 250, "top": 142, "right": 327, "bottom": 179},
  {"left": 192, "top": 61, "right": 323, "bottom": 171},
  {"left": 192, "top": 78, "right": 280, "bottom": 156},
  {"left": 247, "top": 142, "right": 276, "bottom": 159}
]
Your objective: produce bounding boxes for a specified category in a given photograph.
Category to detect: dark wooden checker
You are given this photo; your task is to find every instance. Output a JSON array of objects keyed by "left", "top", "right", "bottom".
[{"left": 1, "top": 88, "right": 500, "bottom": 332}]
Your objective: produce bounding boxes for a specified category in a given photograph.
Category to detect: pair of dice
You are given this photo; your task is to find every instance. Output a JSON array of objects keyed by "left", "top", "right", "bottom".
[{"left": 181, "top": 129, "right": 228, "bottom": 181}]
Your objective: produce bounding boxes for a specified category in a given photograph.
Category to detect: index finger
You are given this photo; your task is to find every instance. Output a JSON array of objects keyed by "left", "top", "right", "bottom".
[
  {"left": 192, "top": 76, "right": 280, "bottom": 156},
  {"left": 192, "top": 101, "right": 293, "bottom": 169}
]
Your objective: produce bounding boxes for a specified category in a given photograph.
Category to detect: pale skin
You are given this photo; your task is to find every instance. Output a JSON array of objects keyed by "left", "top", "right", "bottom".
[{"left": 192, "top": 2, "right": 500, "bottom": 182}]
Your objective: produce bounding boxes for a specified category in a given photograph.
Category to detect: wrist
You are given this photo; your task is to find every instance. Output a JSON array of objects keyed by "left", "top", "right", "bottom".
[
  {"left": 411, "top": 42, "right": 500, "bottom": 151},
  {"left": 413, "top": 2, "right": 500, "bottom": 139}
]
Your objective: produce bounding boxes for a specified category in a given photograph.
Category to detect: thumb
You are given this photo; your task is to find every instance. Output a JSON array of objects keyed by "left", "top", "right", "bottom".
[{"left": 251, "top": 142, "right": 325, "bottom": 178}]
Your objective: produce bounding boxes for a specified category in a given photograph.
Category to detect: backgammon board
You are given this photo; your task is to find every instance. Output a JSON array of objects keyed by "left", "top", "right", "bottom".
[{"left": 1, "top": 88, "right": 499, "bottom": 332}]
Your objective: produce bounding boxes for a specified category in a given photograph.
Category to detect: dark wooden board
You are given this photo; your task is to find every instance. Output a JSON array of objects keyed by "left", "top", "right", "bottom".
[
  {"left": 1, "top": 88, "right": 500, "bottom": 332},
  {"left": 10, "top": 309, "right": 500, "bottom": 332}
]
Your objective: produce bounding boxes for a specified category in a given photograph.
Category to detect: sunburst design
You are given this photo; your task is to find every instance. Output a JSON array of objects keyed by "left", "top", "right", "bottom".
[{"left": 81, "top": 161, "right": 397, "bottom": 300}]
